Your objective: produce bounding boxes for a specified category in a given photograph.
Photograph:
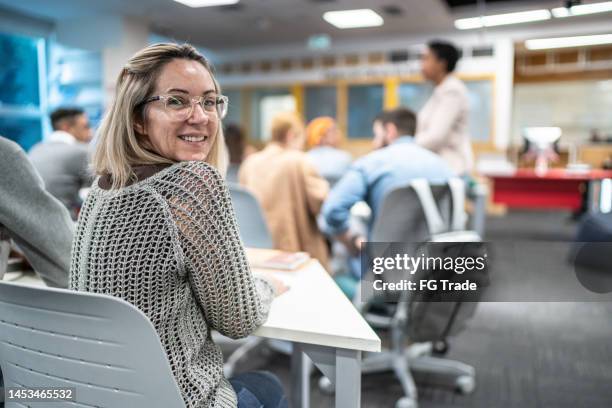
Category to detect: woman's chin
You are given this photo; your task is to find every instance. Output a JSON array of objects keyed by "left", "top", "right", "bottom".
[{"left": 176, "top": 149, "right": 210, "bottom": 162}]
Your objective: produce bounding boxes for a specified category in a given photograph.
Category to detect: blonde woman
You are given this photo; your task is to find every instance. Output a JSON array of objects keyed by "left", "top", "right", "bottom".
[{"left": 70, "top": 43, "right": 287, "bottom": 408}]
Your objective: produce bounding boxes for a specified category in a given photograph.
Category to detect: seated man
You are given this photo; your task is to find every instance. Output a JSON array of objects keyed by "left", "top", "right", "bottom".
[
  {"left": 29, "top": 107, "right": 93, "bottom": 219},
  {"left": 239, "top": 112, "right": 331, "bottom": 270},
  {"left": 322, "top": 108, "right": 453, "bottom": 294}
]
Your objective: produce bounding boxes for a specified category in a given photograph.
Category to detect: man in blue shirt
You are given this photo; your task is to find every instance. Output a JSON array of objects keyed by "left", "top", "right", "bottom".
[{"left": 322, "top": 107, "right": 454, "bottom": 260}]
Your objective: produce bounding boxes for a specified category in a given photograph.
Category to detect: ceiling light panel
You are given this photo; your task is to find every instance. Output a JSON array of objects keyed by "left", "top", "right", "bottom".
[
  {"left": 173, "top": 0, "right": 239, "bottom": 8},
  {"left": 525, "top": 33, "right": 612, "bottom": 50},
  {"left": 455, "top": 9, "right": 551, "bottom": 30},
  {"left": 323, "top": 9, "right": 384, "bottom": 29}
]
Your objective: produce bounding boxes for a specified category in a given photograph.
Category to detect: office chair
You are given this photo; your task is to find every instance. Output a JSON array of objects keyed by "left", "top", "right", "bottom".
[
  {"left": 320, "top": 178, "right": 479, "bottom": 408},
  {"left": 228, "top": 183, "right": 274, "bottom": 249},
  {"left": 0, "top": 281, "right": 185, "bottom": 408}
]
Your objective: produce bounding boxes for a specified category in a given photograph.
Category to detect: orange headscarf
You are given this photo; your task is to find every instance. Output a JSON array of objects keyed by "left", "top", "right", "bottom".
[{"left": 306, "top": 117, "right": 335, "bottom": 149}]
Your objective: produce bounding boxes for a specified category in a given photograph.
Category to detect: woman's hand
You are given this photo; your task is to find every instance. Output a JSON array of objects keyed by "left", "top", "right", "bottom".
[
  {"left": 337, "top": 230, "right": 366, "bottom": 257},
  {"left": 259, "top": 273, "right": 289, "bottom": 296}
]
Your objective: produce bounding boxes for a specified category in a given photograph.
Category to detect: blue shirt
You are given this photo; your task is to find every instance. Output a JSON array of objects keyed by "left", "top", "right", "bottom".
[
  {"left": 322, "top": 136, "right": 453, "bottom": 235},
  {"left": 306, "top": 146, "right": 352, "bottom": 185}
]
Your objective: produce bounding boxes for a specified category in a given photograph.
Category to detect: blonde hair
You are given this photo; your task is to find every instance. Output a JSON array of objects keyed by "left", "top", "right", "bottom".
[
  {"left": 92, "top": 43, "right": 227, "bottom": 189},
  {"left": 270, "top": 112, "right": 304, "bottom": 143}
]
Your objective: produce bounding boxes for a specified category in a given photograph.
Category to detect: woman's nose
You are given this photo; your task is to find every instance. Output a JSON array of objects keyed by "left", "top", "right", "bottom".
[{"left": 188, "top": 102, "right": 209, "bottom": 124}]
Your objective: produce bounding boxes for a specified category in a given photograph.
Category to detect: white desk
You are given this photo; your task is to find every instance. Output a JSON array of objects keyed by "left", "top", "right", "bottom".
[
  {"left": 252, "top": 259, "right": 381, "bottom": 408},
  {"left": 12, "top": 259, "right": 381, "bottom": 408}
]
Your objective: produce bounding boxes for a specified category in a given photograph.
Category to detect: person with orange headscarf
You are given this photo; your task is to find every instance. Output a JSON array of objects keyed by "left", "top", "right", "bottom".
[{"left": 305, "top": 117, "right": 352, "bottom": 186}]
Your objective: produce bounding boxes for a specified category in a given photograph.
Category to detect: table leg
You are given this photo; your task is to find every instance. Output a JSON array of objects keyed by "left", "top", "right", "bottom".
[
  {"left": 291, "top": 342, "right": 310, "bottom": 408},
  {"left": 588, "top": 180, "right": 602, "bottom": 213},
  {"left": 335, "top": 348, "right": 361, "bottom": 408},
  {"left": 600, "top": 179, "right": 612, "bottom": 214},
  {"left": 293, "top": 343, "right": 363, "bottom": 408},
  {"left": 470, "top": 184, "right": 488, "bottom": 238}
]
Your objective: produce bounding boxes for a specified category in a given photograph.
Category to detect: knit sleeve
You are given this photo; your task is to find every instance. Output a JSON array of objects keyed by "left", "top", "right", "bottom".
[{"left": 167, "top": 161, "right": 274, "bottom": 339}]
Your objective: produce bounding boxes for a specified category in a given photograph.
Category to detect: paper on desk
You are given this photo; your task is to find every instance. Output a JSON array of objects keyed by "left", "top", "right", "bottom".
[{"left": 246, "top": 248, "right": 310, "bottom": 271}]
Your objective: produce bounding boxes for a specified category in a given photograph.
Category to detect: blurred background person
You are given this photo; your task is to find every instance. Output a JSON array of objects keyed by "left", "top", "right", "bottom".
[
  {"left": 417, "top": 40, "right": 473, "bottom": 175},
  {"left": 371, "top": 111, "right": 389, "bottom": 150},
  {"left": 322, "top": 107, "right": 453, "bottom": 297},
  {"left": 224, "top": 122, "right": 255, "bottom": 183},
  {"left": 240, "top": 112, "right": 330, "bottom": 270},
  {"left": 0, "top": 135, "right": 74, "bottom": 407},
  {"left": 0, "top": 135, "right": 72, "bottom": 288},
  {"left": 305, "top": 116, "right": 352, "bottom": 186},
  {"left": 29, "top": 107, "right": 93, "bottom": 219}
]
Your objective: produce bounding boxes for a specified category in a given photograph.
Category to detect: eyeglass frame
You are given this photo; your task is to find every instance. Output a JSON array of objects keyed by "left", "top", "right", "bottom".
[{"left": 137, "top": 94, "right": 229, "bottom": 120}]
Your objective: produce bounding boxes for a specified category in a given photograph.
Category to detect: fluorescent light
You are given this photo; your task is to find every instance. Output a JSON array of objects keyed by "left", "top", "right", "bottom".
[
  {"left": 552, "top": 1, "right": 612, "bottom": 18},
  {"left": 173, "top": 0, "right": 239, "bottom": 7},
  {"left": 525, "top": 33, "right": 612, "bottom": 49},
  {"left": 455, "top": 9, "right": 551, "bottom": 30},
  {"left": 323, "top": 9, "right": 384, "bottom": 29}
]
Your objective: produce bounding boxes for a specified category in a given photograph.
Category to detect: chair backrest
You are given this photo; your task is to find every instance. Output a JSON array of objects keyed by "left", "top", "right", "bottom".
[
  {"left": 0, "top": 224, "right": 10, "bottom": 280},
  {"left": 366, "top": 179, "right": 481, "bottom": 342},
  {"left": 228, "top": 183, "right": 274, "bottom": 249},
  {"left": 0, "top": 282, "right": 185, "bottom": 408},
  {"left": 371, "top": 182, "right": 452, "bottom": 244}
]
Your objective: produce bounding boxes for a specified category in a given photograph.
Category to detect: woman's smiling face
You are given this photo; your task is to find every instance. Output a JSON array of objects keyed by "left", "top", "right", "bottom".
[{"left": 138, "top": 58, "right": 219, "bottom": 162}]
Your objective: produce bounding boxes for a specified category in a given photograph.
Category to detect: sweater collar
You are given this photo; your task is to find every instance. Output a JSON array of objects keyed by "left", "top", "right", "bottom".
[{"left": 98, "top": 163, "right": 173, "bottom": 190}]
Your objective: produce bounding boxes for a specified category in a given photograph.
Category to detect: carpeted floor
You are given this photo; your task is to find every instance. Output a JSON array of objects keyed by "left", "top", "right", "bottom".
[{"left": 227, "top": 210, "right": 612, "bottom": 408}]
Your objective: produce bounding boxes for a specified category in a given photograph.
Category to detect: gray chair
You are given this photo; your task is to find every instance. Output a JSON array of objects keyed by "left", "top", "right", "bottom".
[
  {"left": 228, "top": 183, "right": 274, "bottom": 249},
  {"left": 0, "top": 281, "right": 185, "bottom": 408}
]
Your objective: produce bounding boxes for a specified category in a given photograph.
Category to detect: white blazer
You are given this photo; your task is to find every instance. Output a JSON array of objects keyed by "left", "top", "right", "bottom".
[{"left": 416, "top": 75, "right": 473, "bottom": 175}]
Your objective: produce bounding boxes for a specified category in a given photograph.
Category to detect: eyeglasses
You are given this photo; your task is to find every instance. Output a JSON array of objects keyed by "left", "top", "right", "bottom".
[{"left": 140, "top": 94, "right": 228, "bottom": 120}]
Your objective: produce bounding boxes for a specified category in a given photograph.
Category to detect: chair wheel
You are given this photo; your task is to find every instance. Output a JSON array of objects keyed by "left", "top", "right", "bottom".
[
  {"left": 318, "top": 376, "right": 334, "bottom": 394},
  {"left": 395, "top": 396, "right": 418, "bottom": 408},
  {"left": 432, "top": 340, "right": 449, "bottom": 355},
  {"left": 455, "top": 375, "right": 475, "bottom": 394}
]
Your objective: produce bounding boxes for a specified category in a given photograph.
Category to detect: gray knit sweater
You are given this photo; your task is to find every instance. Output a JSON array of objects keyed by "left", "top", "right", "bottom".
[{"left": 70, "top": 161, "right": 274, "bottom": 407}]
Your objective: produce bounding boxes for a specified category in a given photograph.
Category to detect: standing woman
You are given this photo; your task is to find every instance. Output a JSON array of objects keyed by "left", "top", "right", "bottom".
[
  {"left": 70, "top": 43, "right": 287, "bottom": 408},
  {"left": 416, "top": 40, "right": 473, "bottom": 175}
]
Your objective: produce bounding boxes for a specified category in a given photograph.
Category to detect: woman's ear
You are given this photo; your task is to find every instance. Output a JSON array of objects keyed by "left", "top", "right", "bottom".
[{"left": 133, "top": 111, "right": 146, "bottom": 135}]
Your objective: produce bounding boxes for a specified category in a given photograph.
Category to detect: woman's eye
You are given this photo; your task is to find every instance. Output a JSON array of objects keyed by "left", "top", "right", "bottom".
[
  {"left": 203, "top": 99, "right": 216, "bottom": 107},
  {"left": 167, "top": 96, "right": 187, "bottom": 107}
]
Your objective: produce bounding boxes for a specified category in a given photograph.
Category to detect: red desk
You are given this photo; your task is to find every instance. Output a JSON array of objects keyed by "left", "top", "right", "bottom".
[{"left": 486, "top": 169, "right": 612, "bottom": 211}]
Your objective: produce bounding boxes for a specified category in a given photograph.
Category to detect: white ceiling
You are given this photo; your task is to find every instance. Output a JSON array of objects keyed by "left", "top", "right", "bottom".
[{"left": 0, "top": 0, "right": 609, "bottom": 51}]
